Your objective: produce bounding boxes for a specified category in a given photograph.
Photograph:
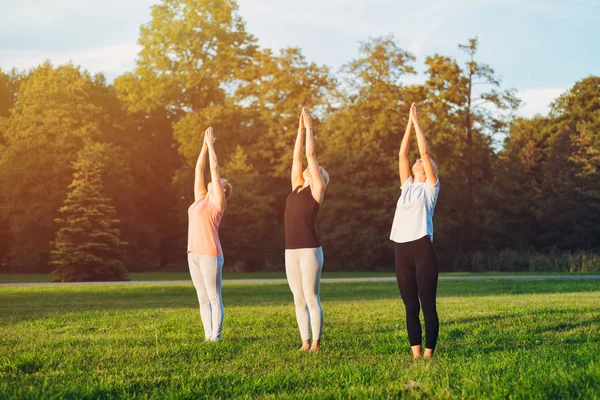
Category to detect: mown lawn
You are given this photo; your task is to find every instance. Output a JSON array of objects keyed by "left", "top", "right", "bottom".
[{"left": 1, "top": 280, "right": 599, "bottom": 399}]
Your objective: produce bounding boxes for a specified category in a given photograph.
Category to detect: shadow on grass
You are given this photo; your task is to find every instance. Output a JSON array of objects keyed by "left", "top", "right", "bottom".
[
  {"left": 439, "top": 308, "right": 600, "bottom": 356},
  {"left": 1, "top": 280, "right": 599, "bottom": 323},
  {"left": 450, "top": 308, "right": 598, "bottom": 327}
]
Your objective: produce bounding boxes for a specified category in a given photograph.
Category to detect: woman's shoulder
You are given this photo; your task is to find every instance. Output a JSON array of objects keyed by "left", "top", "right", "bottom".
[
  {"left": 425, "top": 178, "right": 440, "bottom": 190},
  {"left": 401, "top": 176, "right": 414, "bottom": 190},
  {"left": 189, "top": 196, "right": 204, "bottom": 208},
  {"left": 205, "top": 194, "right": 225, "bottom": 214}
]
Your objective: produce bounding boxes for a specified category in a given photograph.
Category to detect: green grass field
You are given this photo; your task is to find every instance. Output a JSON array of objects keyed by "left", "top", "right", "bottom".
[{"left": 1, "top": 280, "right": 599, "bottom": 399}]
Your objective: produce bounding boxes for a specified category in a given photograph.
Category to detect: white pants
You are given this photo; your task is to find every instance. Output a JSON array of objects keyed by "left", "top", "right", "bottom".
[
  {"left": 285, "top": 247, "right": 324, "bottom": 341},
  {"left": 187, "top": 253, "right": 224, "bottom": 341}
]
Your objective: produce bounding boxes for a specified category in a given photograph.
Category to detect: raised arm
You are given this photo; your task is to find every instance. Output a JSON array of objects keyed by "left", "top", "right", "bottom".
[
  {"left": 291, "top": 110, "right": 305, "bottom": 190},
  {"left": 399, "top": 104, "right": 413, "bottom": 185},
  {"left": 411, "top": 104, "right": 438, "bottom": 185},
  {"left": 303, "top": 108, "right": 325, "bottom": 204},
  {"left": 194, "top": 139, "right": 209, "bottom": 201},
  {"left": 205, "top": 127, "right": 225, "bottom": 211}
]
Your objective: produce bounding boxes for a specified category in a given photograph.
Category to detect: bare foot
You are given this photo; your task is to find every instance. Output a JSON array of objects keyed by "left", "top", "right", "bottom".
[
  {"left": 204, "top": 338, "right": 211, "bottom": 342},
  {"left": 423, "top": 348, "right": 435, "bottom": 359},
  {"left": 309, "top": 339, "right": 320, "bottom": 352},
  {"left": 411, "top": 344, "right": 422, "bottom": 359},
  {"left": 299, "top": 340, "right": 310, "bottom": 351}
]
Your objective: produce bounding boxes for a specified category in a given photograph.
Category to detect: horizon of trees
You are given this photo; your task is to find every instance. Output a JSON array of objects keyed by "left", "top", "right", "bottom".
[{"left": 1, "top": 0, "right": 599, "bottom": 278}]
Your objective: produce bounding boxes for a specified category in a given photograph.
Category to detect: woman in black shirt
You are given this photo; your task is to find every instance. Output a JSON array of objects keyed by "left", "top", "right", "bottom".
[{"left": 284, "top": 108, "right": 329, "bottom": 352}]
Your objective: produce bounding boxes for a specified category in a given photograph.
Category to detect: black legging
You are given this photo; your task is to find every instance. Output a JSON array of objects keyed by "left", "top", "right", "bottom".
[{"left": 394, "top": 235, "right": 439, "bottom": 349}]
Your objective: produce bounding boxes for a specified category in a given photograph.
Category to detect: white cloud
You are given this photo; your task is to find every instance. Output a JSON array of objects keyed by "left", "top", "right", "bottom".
[
  {"left": 516, "top": 88, "right": 566, "bottom": 118},
  {"left": 0, "top": 43, "right": 140, "bottom": 77},
  {"left": 0, "top": 0, "right": 155, "bottom": 30},
  {"left": 407, "top": 36, "right": 427, "bottom": 59}
]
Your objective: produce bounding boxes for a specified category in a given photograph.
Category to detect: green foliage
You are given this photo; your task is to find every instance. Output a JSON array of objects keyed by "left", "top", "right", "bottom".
[
  {"left": 0, "top": 214, "right": 10, "bottom": 269},
  {"left": 498, "top": 77, "right": 600, "bottom": 252},
  {"left": 1, "top": 0, "right": 598, "bottom": 273},
  {"left": 317, "top": 36, "right": 418, "bottom": 269},
  {"left": 117, "top": 0, "right": 257, "bottom": 115},
  {"left": 492, "top": 117, "right": 550, "bottom": 249},
  {"left": 50, "top": 142, "right": 128, "bottom": 282},
  {"left": 0, "top": 69, "right": 26, "bottom": 269},
  {"left": 0, "top": 69, "right": 11, "bottom": 120},
  {"left": 112, "top": 85, "right": 182, "bottom": 268},
  {"left": 123, "top": 0, "right": 337, "bottom": 270},
  {"left": 0, "top": 63, "right": 114, "bottom": 269},
  {"left": 547, "top": 78, "right": 600, "bottom": 249},
  {"left": 236, "top": 47, "right": 335, "bottom": 179},
  {"left": 441, "top": 249, "right": 600, "bottom": 272},
  {"left": 219, "top": 145, "right": 276, "bottom": 271},
  {"left": 0, "top": 68, "right": 25, "bottom": 120},
  {"left": 422, "top": 38, "right": 521, "bottom": 254}
]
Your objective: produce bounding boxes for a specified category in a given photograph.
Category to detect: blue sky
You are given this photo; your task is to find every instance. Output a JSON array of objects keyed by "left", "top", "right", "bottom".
[{"left": 1, "top": 0, "right": 598, "bottom": 117}]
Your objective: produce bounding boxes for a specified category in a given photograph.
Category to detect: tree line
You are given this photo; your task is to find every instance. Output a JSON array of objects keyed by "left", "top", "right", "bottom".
[{"left": 1, "top": 0, "right": 599, "bottom": 279}]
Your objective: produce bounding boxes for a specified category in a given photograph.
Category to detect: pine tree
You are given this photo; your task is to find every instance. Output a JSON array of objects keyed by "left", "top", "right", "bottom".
[
  {"left": 0, "top": 63, "right": 129, "bottom": 270},
  {"left": 50, "top": 143, "right": 128, "bottom": 282}
]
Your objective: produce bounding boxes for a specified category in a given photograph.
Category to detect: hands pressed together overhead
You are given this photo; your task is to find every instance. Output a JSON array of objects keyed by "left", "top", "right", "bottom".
[
  {"left": 204, "top": 127, "right": 216, "bottom": 146},
  {"left": 404, "top": 102, "right": 420, "bottom": 131},
  {"left": 298, "top": 107, "right": 313, "bottom": 131},
  {"left": 409, "top": 102, "right": 420, "bottom": 126}
]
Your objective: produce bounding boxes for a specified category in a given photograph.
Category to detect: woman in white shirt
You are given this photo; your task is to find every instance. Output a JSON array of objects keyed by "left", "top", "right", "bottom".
[{"left": 390, "top": 103, "right": 440, "bottom": 359}]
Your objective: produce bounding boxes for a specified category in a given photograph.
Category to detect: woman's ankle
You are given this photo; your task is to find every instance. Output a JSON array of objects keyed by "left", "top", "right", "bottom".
[
  {"left": 411, "top": 344, "right": 422, "bottom": 359},
  {"left": 310, "top": 339, "right": 320, "bottom": 351},
  {"left": 423, "top": 348, "right": 435, "bottom": 358},
  {"left": 299, "top": 339, "right": 310, "bottom": 351}
]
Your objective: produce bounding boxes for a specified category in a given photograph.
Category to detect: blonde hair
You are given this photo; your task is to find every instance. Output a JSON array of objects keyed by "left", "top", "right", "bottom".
[
  {"left": 319, "top": 166, "right": 330, "bottom": 187},
  {"left": 221, "top": 179, "right": 233, "bottom": 200}
]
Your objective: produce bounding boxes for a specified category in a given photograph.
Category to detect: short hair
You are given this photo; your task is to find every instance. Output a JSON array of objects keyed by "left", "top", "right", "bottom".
[
  {"left": 319, "top": 166, "right": 330, "bottom": 187},
  {"left": 222, "top": 179, "right": 233, "bottom": 200}
]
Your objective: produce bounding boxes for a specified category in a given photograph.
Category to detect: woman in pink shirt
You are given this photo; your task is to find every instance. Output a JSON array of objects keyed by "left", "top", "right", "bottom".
[{"left": 187, "top": 127, "right": 232, "bottom": 342}]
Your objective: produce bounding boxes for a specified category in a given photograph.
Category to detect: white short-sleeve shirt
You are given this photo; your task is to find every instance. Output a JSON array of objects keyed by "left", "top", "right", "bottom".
[{"left": 390, "top": 176, "right": 440, "bottom": 243}]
